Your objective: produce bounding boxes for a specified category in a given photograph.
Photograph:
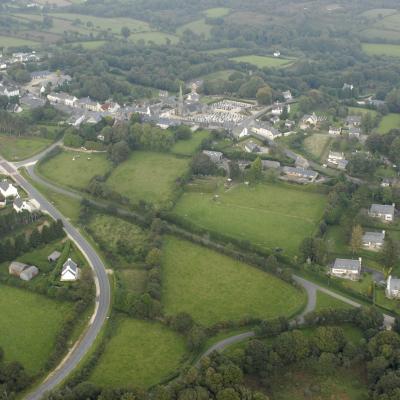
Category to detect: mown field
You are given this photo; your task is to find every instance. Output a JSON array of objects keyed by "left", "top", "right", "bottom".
[
  {"left": 0, "top": 34, "right": 38, "bottom": 48},
  {"left": 303, "top": 134, "right": 331, "bottom": 160},
  {"left": 171, "top": 130, "right": 210, "bottom": 156},
  {"left": 315, "top": 291, "right": 353, "bottom": 312},
  {"left": 377, "top": 113, "right": 400, "bottom": 134},
  {"left": 38, "top": 150, "right": 111, "bottom": 191},
  {"left": 172, "top": 180, "right": 327, "bottom": 255},
  {"left": 0, "top": 135, "right": 53, "bottom": 161},
  {"left": 106, "top": 151, "right": 189, "bottom": 206},
  {"left": 362, "top": 43, "right": 400, "bottom": 57},
  {"left": 204, "top": 7, "right": 231, "bottom": 18},
  {"left": 90, "top": 318, "right": 186, "bottom": 389},
  {"left": 177, "top": 19, "right": 212, "bottom": 38},
  {"left": 0, "top": 284, "right": 71, "bottom": 374},
  {"left": 230, "top": 55, "right": 294, "bottom": 68},
  {"left": 162, "top": 237, "right": 306, "bottom": 325}
]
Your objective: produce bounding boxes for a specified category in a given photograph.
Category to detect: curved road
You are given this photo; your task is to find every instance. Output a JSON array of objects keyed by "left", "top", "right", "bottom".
[{"left": 0, "top": 156, "right": 111, "bottom": 400}]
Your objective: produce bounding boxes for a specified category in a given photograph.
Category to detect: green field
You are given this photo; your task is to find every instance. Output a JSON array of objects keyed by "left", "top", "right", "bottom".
[
  {"left": 75, "top": 40, "right": 107, "bottom": 49},
  {"left": 0, "top": 34, "right": 38, "bottom": 48},
  {"left": 362, "top": 43, "right": 400, "bottom": 57},
  {"left": 202, "top": 69, "right": 238, "bottom": 80},
  {"left": 377, "top": 113, "right": 400, "bottom": 134},
  {"left": 304, "top": 134, "right": 331, "bottom": 160},
  {"left": 38, "top": 150, "right": 111, "bottom": 191},
  {"left": 230, "top": 55, "right": 294, "bottom": 68},
  {"left": 173, "top": 180, "right": 326, "bottom": 255},
  {"left": 0, "top": 135, "right": 53, "bottom": 161},
  {"left": 205, "top": 48, "right": 239, "bottom": 55},
  {"left": 171, "top": 130, "right": 210, "bottom": 156},
  {"left": 177, "top": 19, "right": 212, "bottom": 38},
  {"left": 162, "top": 237, "right": 306, "bottom": 325},
  {"left": 90, "top": 318, "right": 186, "bottom": 389},
  {"left": 130, "top": 31, "right": 179, "bottom": 44},
  {"left": 50, "top": 13, "right": 151, "bottom": 34},
  {"left": 315, "top": 291, "right": 353, "bottom": 312},
  {"left": 204, "top": 7, "right": 231, "bottom": 18},
  {"left": 106, "top": 151, "right": 189, "bottom": 206},
  {"left": 0, "top": 284, "right": 71, "bottom": 374},
  {"left": 348, "top": 106, "right": 378, "bottom": 117}
]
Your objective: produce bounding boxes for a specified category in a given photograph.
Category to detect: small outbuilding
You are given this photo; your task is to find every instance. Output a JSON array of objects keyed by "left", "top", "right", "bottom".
[
  {"left": 48, "top": 251, "right": 61, "bottom": 263},
  {"left": 9, "top": 261, "right": 28, "bottom": 277},
  {"left": 20, "top": 266, "right": 39, "bottom": 281}
]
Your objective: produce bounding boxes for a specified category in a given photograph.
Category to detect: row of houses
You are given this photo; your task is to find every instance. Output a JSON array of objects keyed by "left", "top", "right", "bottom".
[{"left": 0, "top": 51, "right": 41, "bottom": 71}]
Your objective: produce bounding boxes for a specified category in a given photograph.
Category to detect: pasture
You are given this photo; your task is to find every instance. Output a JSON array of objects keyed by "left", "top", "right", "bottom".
[
  {"left": 348, "top": 106, "right": 377, "bottom": 117},
  {"left": 177, "top": 19, "right": 212, "bottom": 38},
  {"left": 0, "top": 135, "right": 52, "bottom": 161},
  {"left": 172, "top": 180, "right": 327, "bottom": 255},
  {"left": 50, "top": 13, "right": 151, "bottom": 34},
  {"left": 38, "top": 150, "right": 111, "bottom": 191},
  {"left": 0, "top": 34, "right": 38, "bottom": 48},
  {"left": 204, "top": 7, "right": 231, "bottom": 18},
  {"left": 230, "top": 55, "right": 294, "bottom": 68},
  {"left": 377, "top": 113, "right": 400, "bottom": 134},
  {"left": 106, "top": 151, "right": 189, "bottom": 206},
  {"left": 90, "top": 318, "right": 186, "bottom": 389},
  {"left": 171, "top": 130, "right": 210, "bottom": 156},
  {"left": 362, "top": 43, "right": 400, "bottom": 57},
  {"left": 162, "top": 237, "right": 306, "bottom": 326},
  {"left": 202, "top": 69, "right": 238, "bottom": 80},
  {"left": 0, "top": 284, "right": 71, "bottom": 374},
  {"left": 74, "top": 40, "right": 107, "bottom": 49},
  {"left": 315, "top": 291, "right": 352, "bottom": 312},
  {"left": 303, "top": 134, "right": 331, "bottom": 160},
  {"left": 130, "top": 31, "right": 179, "bottom": 45}
]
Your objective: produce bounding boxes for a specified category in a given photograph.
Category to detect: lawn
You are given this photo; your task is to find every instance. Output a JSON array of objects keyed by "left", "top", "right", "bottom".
[
  {"left": 204, "top": 7, "right": 231, "bottom": 18},
  {"left": 38, "top": 150, "right": 111, "bottom": 191},
  {"left": 0, "top": 284, "right": 71, "bottom": 374},
  {"left": 162, "top": 237, "right": 306, "bottom": 326},
  {"left": 0, "top": 34, "right": 38, "bottom": 48},
  {"left": 303, "top": 134, "right": 331, "bottom": 161},
  {"left": 106, "top": 151, "right": 189, "bottom": 206},
  {"left": 362, "top": 43, "right": 400, "bottom": 57},
  {"left": 348, "top": 106, "right": 378, "bottom": 117},
  {"left": 230, "top": 55, "right": 294, "bottom": 69},
  {"left": 177, "top": 19, "right": 212, "bottom": 38},
  {"left": 0, "top": 135, "right": 53, "bottom": 161},
  {"left": 202, "top": 69, "right": 238, "bottom": 80},
  {"left": 172, "top": 180, "right": 327, "bottom": 255},
  {"left": 315, "top": 291, "right": 353, "bottom": 312},
  {"left": 377, "top": 113, "right": 400, "bottom": 134},
  {"left": 205, "top": 48, "right": 238, "bottom": 55},
  {"left": 89, "top": 317, "right": 186, "bottom": 389},
  {"left": 171, "top": 130, "right": 210, "bottom": 156}
]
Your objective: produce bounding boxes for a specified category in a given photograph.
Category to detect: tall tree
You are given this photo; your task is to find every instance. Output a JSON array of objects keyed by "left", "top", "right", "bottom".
[{"left": 350, "top": 225, "right": 363, "bottom": 254}]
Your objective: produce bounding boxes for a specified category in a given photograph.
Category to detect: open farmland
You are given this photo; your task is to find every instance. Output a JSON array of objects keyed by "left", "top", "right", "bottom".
[
  {"left": 90, "top": 318, "right": 186, "bottom": 389},
  {"left": 362, "top": 43, "right": 400, "bottom": 58},
  {"left": 171, "top": 130, "right": 210, "bottom": 156},
  {"left": 38, "top": 150, "right": 111, "bottom": 191},
  {"left": 106, "top": 151, "right": 189, "bottom": 206},
  {"left": 204, "top": 7, "right": 231, "bottom": 18},
  {"left": 377, "top": 113, "right": 400, "bottom": 134},
  {"left": 0, "top": 35, "right": 38, "bottom": 48},
  {"left": 304, "top": 134, "right": 332, "bottom": 161},
  {"left": 172, "top": 180, "right": 326, "bottom": 255},
  {"left": 129, "top": 31, "right": 179, "bottom": 45},
  {"left": 230, "top": 55, "right": 294, "bottom": 68},
  {"left": 0, "top": 135, "right": 53, "bottom": 161},
  {"left": 0, "top": 284, "right": 71, "bottom": 374},
  {"left": 177, "top": 19, "right": 212, "bottom": 38},
  {"left": 162, "top": 237, "right": 306, "bottom": 325}
]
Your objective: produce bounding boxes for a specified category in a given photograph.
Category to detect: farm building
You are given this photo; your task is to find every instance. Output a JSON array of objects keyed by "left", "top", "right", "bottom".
[
  {"left": 48, "top": 251, "right": 61, "bottom": 262},
  {"left": 9, "top": 262, "right": 28, "bottom": 277},
  {"left": 20, "top": 266, "right": 39, "bottom": 281}
]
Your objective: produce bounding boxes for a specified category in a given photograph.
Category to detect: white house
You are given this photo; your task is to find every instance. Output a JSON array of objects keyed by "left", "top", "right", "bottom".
[
  {"left": 369, "top": 204, "right": 396, "bottom": 222},
  {"left": 271, "top": 102, "right": 290, "bottom": 116},
  {"left": 328, "top": 151, "right": 345, "bottom": 165},
  {"left": 61, "top": 258, "right": 80, "bottom": 282},
  {"left": 282, "top": 90, "right": 292, "bottom": 101},
  {"left": 386, "top": 275, "right": 400, "bottom": 299},
  {"left": 329, "top": 126, "right": 342, "bottom": 136},
  {"left": 273, "top": 50, "right": 281, "bottom": 57},
  {"left": 300, "top": 113, "right": 318, "bottom": 130},
  {"left": 330, "top": 258, "right": 362, "bottom": 281},
  {"left": 251, "top": 125, "right": 281, "bottom": 140},
  {"left": 0, "top": 181, "right": 18, "bottom": 198},
  {"left": 362, "top": 230, "right": 385, "bottom": 250},
  {"left": 13, "top": 198, "right": 40, "bottom": 214},
  {"left": 47, "top": 92, "right": 77, "bottom": 107}
]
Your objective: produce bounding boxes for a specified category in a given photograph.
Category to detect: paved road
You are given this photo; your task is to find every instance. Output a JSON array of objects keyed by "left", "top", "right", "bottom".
[
  {"left": 199, "top": 275, "right": 395, "bottom": 358},
  {"left": 0, "top": 157, "right": 111, "bottom": 400}
]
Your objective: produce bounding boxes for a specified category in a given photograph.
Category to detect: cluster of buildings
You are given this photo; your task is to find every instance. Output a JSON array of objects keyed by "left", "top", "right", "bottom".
[
  {"left": 0, "top": 51, "right": 41, "bottom": 71},
  {"left": 8, "top": 255, "right": 80, "bottom": 282},
  {"left": 328, "top": 115, "right": 362, "bottom": 141},
  {"left": 329, "top": 202, "right": 399, "bottom": 299},
  {"left": 0, "top": 180, "right": 40, "bottom": 213}
]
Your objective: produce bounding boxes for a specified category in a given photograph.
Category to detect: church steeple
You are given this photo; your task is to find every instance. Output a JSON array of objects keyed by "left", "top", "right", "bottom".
[{"left": 178, "top": 84, "right": 184, "bottom": 116}]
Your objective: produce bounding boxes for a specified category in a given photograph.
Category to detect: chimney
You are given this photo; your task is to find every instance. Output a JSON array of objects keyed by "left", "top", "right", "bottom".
[
  {"left": 358, "top": 257, "right": 362, "bottom": 264},
  {"left": 382, "top": 230, "right": 386, "bottom": 235}
]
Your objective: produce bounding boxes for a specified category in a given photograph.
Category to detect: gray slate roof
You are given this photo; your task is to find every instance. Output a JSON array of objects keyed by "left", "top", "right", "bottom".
[
  {"left": 370, "top": 204, "right": 395, "bottom": 215},
  {"left": 362, "top": 231, "right": 385, "bottom": 244},
  {"left": 63, "top": 258, "right": 78, "bottom": 273},
  {"left": 333, "top": 258, "right": 361, "bottom": 271},
  {"left": 283, "top": 166, "right": 318, "bottom": 179}
]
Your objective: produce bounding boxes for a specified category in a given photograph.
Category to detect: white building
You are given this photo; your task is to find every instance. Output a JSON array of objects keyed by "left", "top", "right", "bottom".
[
  {"left": 330, "top": 258, "right": 362, "bottom": 281},
  {"left": 386, "top": 275, "right": 400, "bottom": 299},
  {"left": 61, "top": 258, "right": 80, "bottom": 282},
  {"left": 328, "top": 151, "right": 345, "bottom": 165},
  {"left": 13, "top": 198, "right": 40, "bottom": 214},
  {"left": 271, "top": 102, "right": 290, "bottom": 116},
  {"left": 0, "top": 181, "right": 18, "bottom": 198},
  {"left": 369, "top": 204, "right": 396, "bottom": 222},
  {"left": 329, "top": 126, "right": 342, "bottom": 136}
]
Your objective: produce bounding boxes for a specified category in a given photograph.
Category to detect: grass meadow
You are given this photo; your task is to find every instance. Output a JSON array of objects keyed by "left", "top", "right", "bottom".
[
  {"left": 38, "top": 150, "right": 111, "bottom": 191},
  {"left": 315, "top": 291, "right": 353, "bottom": 312},
  {"left": 204, "top": 7, "right": 231, "bottom": 18},
  {"left": 304, "top": 134, "right": 332, "bottom": 161},
  {"left": 0, "top": 284, "right": 71, "bottom": 374},
  {"left": 172, "top": 180, "right": 327, "bottom": 255},
  {"left": 230, "top": 55, "right": 294, "bottom": 68},
  {"left": 171, "top": 130, "right": 210, "bottom": 156},
  {"left": 106, "top": 151, "right": 189, "bottom": 206},
  {"left": 0, "top": 135, "right": 53, "bottom": 161},
  {"left": 362, "top": 43, "right": 400, "bottom": 57},
  {"left": 161, "top": 237, "right": 306, "bottom": 325},
  {"left": 177, "top": 19, "right": 212, "bottom": 38},
  {"left": 130, "top": 31, "right": 179, "bottom": 44},
  {"left": 377, "top": 113, "right": 400, "bottom": 134},
  {"left": 90, "top": 317, "right": 186, "bottom": 389},
  {"left": 0, "top": 35, "right": 38, "bottom": 48}
]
